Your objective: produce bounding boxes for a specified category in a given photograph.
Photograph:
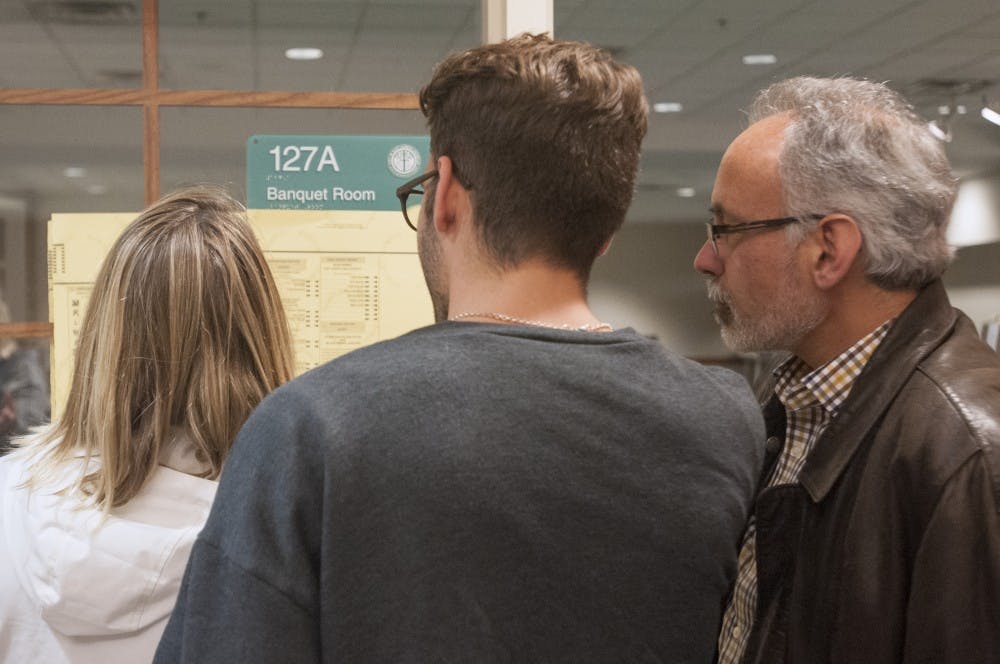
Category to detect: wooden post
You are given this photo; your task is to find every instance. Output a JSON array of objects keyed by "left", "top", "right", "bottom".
[
  {"left": 143, "top": 0, "right": 160, "bottom": 204},
  {"left": 481, "top": 0, "right": 553, "bottom": 43}
]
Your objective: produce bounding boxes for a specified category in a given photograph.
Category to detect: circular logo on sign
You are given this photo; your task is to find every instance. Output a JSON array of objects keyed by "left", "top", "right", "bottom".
[{"left": 387, "top": 144, "right": 421, "bottom": 178}]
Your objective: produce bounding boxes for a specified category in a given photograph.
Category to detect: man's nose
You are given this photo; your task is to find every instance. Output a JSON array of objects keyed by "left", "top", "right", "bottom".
[{"left": 693, "top": 240, "right": 723, "bottom": 277}]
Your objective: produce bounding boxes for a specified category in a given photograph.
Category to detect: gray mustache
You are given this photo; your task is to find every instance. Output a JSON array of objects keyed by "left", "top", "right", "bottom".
[{"left": 705, "top": 279, "right": 728, "bottom": 304}]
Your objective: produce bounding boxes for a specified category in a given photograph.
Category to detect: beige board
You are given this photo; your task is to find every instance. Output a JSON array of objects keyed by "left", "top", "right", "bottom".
[
  {"left": 48, "top": 213, "right": 137, "bottom": 419},
  {"left": 248, "top": 209, "right": 433, "bottom": 374},
  {"left": 47, "top": 208, "right": 433, "bottom": 417}
]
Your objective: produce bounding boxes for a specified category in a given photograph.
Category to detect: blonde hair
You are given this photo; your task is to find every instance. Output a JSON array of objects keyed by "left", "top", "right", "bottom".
[{"left": 24, "top": 185, "right": 293, "bottom": 511}]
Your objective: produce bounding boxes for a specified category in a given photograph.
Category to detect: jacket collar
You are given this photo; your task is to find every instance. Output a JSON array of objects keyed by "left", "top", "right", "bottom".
[{"left": 789, "top": 279, "right": 959, "bottom": 503}]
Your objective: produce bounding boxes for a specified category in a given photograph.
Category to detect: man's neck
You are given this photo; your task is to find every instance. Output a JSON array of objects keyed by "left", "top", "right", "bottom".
[
  {"left": 795, "top": 281, "right": 916, "bottom": 368},
  {"left": 446, "top": 258, "right": 605, "bottom": 330}
]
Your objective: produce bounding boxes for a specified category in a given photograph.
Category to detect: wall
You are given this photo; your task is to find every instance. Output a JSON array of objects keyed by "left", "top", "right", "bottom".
[
  {"left": 945, "top": 241, "right": 1000, "bottom": 331},
  {"left": 590, "top": 222, "right": 725, "bottom": 358}
]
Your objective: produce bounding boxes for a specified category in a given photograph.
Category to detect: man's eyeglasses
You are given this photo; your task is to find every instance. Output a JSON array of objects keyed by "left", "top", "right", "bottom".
[
  {"left": 395, "top": 170, "right": 438, "bottom": 231},
  {"left": 705, "top": 214, "right": 824, "bottom": 256}
]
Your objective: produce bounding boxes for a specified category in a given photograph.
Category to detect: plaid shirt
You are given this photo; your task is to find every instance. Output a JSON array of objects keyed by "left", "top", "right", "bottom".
[{"left": 717, "top": 321, "right": 893, "bottom": 664}]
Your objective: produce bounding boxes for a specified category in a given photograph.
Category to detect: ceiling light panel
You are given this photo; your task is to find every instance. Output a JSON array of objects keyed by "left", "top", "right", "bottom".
[
  {"left": 285, "top": 47, "right": 323, "bottom": 61},
  {"left": 652, "top": 102, "right": 683, "bottom": 113},
  {"left": 741, "top": 54, "right": 777, "bottom": 65}
]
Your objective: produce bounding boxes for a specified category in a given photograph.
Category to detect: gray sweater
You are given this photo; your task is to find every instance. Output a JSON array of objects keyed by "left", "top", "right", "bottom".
[{"left": 156, "top": 322, "right": 764, "bottom": 663}]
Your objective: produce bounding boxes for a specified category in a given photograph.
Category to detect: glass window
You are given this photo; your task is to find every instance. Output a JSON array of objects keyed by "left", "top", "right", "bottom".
[
  {"left": 159, "top": 1, "right": 481, "bottom": 92},
  {"left": 0, "top": 105, "right": 143, "bottom": 323},
  {"left": 0, "top": 2, "right": 142, "bottom": 88}
]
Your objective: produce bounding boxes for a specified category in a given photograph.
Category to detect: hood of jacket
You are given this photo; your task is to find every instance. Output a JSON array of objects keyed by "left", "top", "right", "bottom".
[{"left": 0, "top": 449, "right": 216, "bottom": 637}]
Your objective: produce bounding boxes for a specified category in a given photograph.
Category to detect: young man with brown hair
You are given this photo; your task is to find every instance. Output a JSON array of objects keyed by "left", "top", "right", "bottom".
[{"left": 156, "top": 34, "right": 765, "bottom": 663}]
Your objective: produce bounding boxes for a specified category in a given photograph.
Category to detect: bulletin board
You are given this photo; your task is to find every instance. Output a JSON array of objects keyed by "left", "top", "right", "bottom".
[{"left": 47, "top": 135, "right": 433, "bottom": 416}]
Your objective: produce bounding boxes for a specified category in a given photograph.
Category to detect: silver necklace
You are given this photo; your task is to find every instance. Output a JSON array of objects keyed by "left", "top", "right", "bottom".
[{"left": 449, "top": 311, "right": 613, "bottom": 332}]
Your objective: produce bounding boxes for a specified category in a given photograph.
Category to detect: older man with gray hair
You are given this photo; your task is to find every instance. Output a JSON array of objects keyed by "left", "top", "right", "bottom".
[{"left": 695, "top": 75, "right": 1000, "bottom": 664}]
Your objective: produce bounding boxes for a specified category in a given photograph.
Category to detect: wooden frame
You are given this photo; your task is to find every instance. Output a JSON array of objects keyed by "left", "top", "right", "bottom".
[
  {"left": 0, "top": 0, "right": 420, "bottom": 206},
  {"left": 0, "top": 323, "right": 53, "bottom": 339},
  {"left": 0, "top": 0, "right": 420, "bottom": 339}
]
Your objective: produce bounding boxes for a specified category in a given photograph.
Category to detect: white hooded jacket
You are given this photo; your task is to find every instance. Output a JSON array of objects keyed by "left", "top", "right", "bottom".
[{"left": 0, "top": 440, "right": 216, "bottom": 663}]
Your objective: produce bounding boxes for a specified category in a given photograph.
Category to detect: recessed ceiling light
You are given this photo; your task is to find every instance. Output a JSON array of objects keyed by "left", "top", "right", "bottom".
[
  {"left": 63, "top": 166, "right": 86, "bottom": 178},
  {"left": 937, "top": 104, "right": 969, "bottom": 116},
  {"left": 86, "top": 184, "right": 108, "bottom": 195},
  {"left": 285, "top": 47, "right": 323, "bottom": 61},
  {"left": 676, "top": 187, "right": 696, "bottom": 198},
  {"left": 653, "top": 102, "right": 683, "bottom": 113},
  {"left": 983, "top": 106, "right": 1000, "bottom": 127},
  {"left": 927, "top": 120, "right": 951, "bottom": 142},
  {"left": 742, "top": 54, "right": 777, "bottom": 65}
]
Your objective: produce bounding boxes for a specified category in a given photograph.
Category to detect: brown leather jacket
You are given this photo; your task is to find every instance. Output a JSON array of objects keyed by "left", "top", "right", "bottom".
[{"left": 744, "top": 280, "right": 1000, "bottom": 663}]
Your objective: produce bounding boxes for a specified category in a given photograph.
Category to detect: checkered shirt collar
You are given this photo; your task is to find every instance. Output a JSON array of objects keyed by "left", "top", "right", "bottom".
[{"left": 774, "top": 319, "right": 894, "bottom": 417}]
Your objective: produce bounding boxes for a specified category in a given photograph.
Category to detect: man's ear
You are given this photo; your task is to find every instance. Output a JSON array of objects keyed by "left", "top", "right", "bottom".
[
  {"left": 432, "top": 155, "right": 470, "bottom": 236},
  {"left": 597, "top": 235, "right": 614, "bottom": 257},
  {"left": 807, "top": 214, "right": 863, "bottom": 290}
]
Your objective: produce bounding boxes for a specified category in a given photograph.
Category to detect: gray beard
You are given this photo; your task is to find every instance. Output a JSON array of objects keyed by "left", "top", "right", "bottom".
[{"left": 706, "top": 278, "right": 826, "bottom": 353}]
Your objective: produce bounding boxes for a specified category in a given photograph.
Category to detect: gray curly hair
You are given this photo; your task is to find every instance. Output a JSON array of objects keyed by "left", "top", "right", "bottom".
[{"left": 749, "top": 76, "right": 958, "bottom": 290}]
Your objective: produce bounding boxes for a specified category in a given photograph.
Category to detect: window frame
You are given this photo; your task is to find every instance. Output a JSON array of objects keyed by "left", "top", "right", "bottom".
[{"left": 0, "top": 0, "right": 422, "bottom": 339}]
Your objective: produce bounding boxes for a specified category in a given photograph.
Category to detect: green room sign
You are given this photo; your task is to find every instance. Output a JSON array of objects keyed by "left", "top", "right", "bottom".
[{"left": 246, "top": 135, "right": 430, "bottom": 210}]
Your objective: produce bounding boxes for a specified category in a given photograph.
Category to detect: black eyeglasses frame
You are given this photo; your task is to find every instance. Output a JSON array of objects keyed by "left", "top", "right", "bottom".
[
  {"left": 395, "top": 170, "right": 439, "bottom": 231},
  {"left": 705, "top": 214, "right": 825, "bottom": 255}
]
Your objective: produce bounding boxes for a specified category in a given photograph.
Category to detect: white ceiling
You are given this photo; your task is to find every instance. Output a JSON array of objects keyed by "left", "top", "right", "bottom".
[{"left": 1, "top": 0, "right": 999, "bottom": 223}]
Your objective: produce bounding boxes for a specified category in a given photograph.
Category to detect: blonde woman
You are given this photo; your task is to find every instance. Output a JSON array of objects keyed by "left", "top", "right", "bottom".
[{"left": 0, "top": 186, "right": 294, "bottom": 663}]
